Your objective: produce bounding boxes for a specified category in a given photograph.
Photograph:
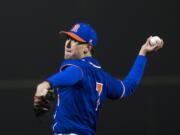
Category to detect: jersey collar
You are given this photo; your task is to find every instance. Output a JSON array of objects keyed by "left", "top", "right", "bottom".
[{"left": 81, "top": 57, "right": 101, "bottom": 69}]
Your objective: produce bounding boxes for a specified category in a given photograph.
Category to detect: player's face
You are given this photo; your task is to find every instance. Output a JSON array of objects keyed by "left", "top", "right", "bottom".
[{"left": 64, "top": 37, "right": 89, "bottom": 59}]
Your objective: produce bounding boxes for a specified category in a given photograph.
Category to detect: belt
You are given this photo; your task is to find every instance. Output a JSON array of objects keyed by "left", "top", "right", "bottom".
[{"left": 54, "top": 133, "right": 78, "bottom": 135}]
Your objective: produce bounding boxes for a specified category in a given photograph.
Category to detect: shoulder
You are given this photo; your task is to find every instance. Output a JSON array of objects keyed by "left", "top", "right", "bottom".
[{"left": 60, "top": 59, "right": 85, "bottom": 71}]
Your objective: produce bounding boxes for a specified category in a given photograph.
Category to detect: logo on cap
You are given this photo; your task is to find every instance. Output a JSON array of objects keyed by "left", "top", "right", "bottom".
[{"left": 71, "top": 24, "right": 80, "bottom": 32}]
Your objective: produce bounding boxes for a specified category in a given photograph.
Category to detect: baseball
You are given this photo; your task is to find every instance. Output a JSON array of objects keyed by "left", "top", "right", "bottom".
[{"left": 149, "top": 36, "right": 162, "bottom": 46}]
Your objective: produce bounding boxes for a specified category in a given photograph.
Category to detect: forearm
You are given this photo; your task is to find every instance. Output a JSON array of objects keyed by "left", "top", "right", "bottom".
[{"left": 122, "top": 55, "right": 147, "bottom": 97}]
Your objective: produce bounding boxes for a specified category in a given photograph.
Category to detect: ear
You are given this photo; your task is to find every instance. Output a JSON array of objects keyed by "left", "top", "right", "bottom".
[
  {"left": 83, "top": 45, "right": 91, "bottom": 54},
  {"left": 88, "top": 45, "right": 93, "bottom": 50}
]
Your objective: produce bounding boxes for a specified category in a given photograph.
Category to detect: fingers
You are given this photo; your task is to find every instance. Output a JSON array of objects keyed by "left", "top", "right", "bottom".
[
  {"left": 33, "top": 101, "right": 50, "bottom": 117},
  {"left": 34, "top": 96, "right": 43, "bottom": 106},
  {"left": 154, "top": 46, "right": 160, "bottom": 52},
  {"left": 33, "top": 96, "right": 50, "bottom": 112},
  {"left": 160, "top": 38, "right": 164, "bottom": 48},
  {"left": 145, "top": 36, "right": 153, "bottom": 46},
  {"left": 154, "top": 39, "right": 164, "bottom": 51}
]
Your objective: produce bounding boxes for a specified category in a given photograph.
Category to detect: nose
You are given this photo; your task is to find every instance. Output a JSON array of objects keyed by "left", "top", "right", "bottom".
[{"left": 66, "top": 40, "right": 71, "bottom": 48}]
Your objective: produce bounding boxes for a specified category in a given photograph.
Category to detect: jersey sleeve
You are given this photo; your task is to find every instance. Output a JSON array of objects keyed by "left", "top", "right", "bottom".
[
  {"left": 47, "top": 60, "right": 84, "bottom": 88},
  {"left": 59, "top": 59, "right": 83, "bottom": 71},
  {"left": 106, "top": 55, "right": 147, "bottom": 99},
  {"left": 121, "top": 55, "right": 147, "bottom": 97},
  {"left": 106, "top": 74, "right": 125, "bottom": 99}
]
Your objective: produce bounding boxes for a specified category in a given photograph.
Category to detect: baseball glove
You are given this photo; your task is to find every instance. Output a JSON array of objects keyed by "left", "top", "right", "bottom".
[{"left": 33, "top": 89, "right": 56, "bottom": 117}]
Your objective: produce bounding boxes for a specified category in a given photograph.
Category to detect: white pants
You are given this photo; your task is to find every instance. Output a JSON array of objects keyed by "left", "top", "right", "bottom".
[{"left": 54, "top": 133, "right": 77, "bottom": 135}]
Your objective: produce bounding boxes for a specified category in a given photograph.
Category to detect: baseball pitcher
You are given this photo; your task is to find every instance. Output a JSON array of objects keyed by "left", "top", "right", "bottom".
[{"left": 33, "top": 22, "right": 164, "bottom": 135}]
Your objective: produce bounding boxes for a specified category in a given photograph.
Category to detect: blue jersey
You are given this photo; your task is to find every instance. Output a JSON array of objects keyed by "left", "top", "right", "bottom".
[{"left": 48, "top": 56, "right": 147, "bottom": 135}]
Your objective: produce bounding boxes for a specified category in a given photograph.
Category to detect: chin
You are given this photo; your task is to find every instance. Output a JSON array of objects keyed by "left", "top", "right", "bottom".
[
  {"left": 64, "top": 54, "right": 81, "bottom": 60},
  {"left": 64, "top": 55, "right": 71, "bottom": 60},
  {"left": 64, "top": 54, "right": 74, "bottom": 59}
]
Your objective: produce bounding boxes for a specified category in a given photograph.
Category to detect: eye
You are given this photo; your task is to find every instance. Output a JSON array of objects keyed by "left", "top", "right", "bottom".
[
  {"left": 66, "top": 40, "right": 71, "bottom": 48},
  {"left": 65, "top": 38, "right": 70, "bottom": 44},
  {"left": 70, "top": 39, "right": 79, "bottom": 45},
  {"left": 71, "top": 38, "right": 77, "bottom": 43},
  {"left": 66, "top": 36, "right": 71, "bottom": 41}
]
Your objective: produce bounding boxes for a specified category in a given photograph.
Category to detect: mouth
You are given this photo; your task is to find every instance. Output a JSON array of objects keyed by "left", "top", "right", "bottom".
[{"left": 65, "top": 50, "right": 72, "bottom": 53}]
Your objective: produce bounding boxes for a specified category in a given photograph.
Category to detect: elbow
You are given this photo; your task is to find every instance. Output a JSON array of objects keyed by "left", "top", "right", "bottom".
[
  {"left": 112, "top": 91, "right": 122, "bottom": 99},
  {"left": 123, "top": 78, "right": 138, "bottom": 97},
  {"left": 108, "top": 94, "right": 121, "bottom": 100},
  {"left": 108, "top": 87, "right": 122, "bottom": 100}
]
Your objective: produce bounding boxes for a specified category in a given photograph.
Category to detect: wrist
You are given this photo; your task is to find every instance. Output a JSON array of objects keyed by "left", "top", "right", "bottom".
[
  {"left": 36, "top": 81, "right": 51, "bottom": 94},
  {"left": 139, "top": 48, "right": 147, "bottom": 56}
]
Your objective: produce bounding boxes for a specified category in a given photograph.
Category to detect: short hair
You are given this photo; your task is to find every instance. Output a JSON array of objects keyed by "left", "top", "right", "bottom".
[{"left": 90, "top": 46, "right": 95, "bottom": 56}]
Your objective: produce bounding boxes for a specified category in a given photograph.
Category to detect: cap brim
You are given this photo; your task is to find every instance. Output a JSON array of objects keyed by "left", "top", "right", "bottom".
[{"left": 59, "top": 31, "right": 86, "bottom": 43}]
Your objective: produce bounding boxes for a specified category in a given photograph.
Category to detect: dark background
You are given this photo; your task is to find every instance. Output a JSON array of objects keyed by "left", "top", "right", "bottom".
[{"left": 0, "top": 0, "right": 179, "bottom": 135}]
